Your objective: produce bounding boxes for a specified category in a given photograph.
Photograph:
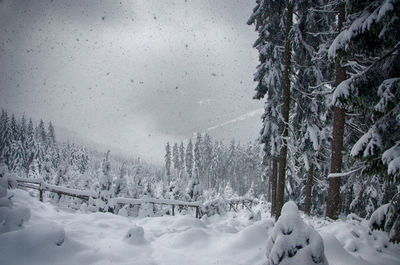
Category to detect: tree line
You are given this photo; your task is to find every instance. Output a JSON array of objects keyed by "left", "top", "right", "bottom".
[{"left": 164, "top": 133, "right": 265, "bottom": 201}]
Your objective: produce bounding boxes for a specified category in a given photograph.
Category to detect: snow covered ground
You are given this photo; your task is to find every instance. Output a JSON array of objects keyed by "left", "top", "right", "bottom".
[{"left": 1, "top": 189, "right": 400, "bottom": 265}]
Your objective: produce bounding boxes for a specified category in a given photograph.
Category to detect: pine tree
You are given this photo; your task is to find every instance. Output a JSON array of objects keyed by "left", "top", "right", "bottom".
[
  {"left": 38, "top": 119, "right": 46, "bottom": 144},
  {"left": 202, "top": 133, "right": 213, "bottom": 189},
  {"left": 185, "top": 139, "right": 194, "bottom": 178},
  {"left": 328, "top": 0, "right": 400, "bottom": 218},
  {"left": 179, "top": 141, "right": 185, "bottom": 175},
  {"left": 19, "top": 115, "right": 27, "bottom": 143},
  {"left": 248, "top": 0, "right": 284, "bottom": 217},
  {"left": 165, "top": 142, "right": 172, "bottom": 180},
  {"left": 0, "top": 110, "right": 11, "bottom": 165},
  {"left": 98, "top": 150, "right": 113, "bottom": 212},
  {"left": 172, "top": 142, "right": 180, "bottom": 176},
  {"left": 194, "top": 133, "right": 203, "bottom": 180},
  {"left": 47, "top": 121, "right": 56, "bottom": 147}
]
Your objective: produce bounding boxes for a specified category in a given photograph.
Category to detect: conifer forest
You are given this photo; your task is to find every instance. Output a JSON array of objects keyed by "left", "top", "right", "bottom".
[{"left": 0, "top": 1, "right": 399, "bottom": 264}]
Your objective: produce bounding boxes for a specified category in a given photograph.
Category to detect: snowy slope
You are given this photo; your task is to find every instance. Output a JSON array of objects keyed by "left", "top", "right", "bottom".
[{"left": 1, "top": 189, "right": 400, "bottom": 265}]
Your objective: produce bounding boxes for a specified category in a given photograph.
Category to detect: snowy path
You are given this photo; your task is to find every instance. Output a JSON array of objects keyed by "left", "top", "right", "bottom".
[{"left": 1, "top": 190, "right": 400, "bottom": 265}]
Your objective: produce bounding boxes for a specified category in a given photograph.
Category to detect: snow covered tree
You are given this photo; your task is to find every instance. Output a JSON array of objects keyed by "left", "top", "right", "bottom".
[
  {"left": 265, "top": 201, "right": 328, "bottom": 264},
  {"left": 172, "top": 142, "right": 180, "bottom": 176},
  {"left": 194, "top": 133, "right": 203, "bottom": 180},
  {"left": 202, "top": 133, "right": 213, "bottom": 189},
  {"left": 165, "top": 142, "right": 171, "bottom": 180},
  {"left": 248, "top": 0, "right": 295, "bottom": 219},
  {"left": 47, "top": 121, "right": 56, "bottom": 148},
  {"left": 115, "top": 162, "right": 128, "bottom": 198},
  {"left": 328, "top": 0, "right": 400, "bottom": 218},
  {"left": 179, "top": 141, "right": 185, "bottom": 175},
  {"left": 248, "top": 0, "right": 284, "bottom": 217},
  {"left": 98, "top": 150, "right": 113, "bottom": 212},
  {"left": 185, "top": 139, "right": 193, "bottom": 178},
  {"left": 36, "top": 119, "right": 47, "bottom": 145}
]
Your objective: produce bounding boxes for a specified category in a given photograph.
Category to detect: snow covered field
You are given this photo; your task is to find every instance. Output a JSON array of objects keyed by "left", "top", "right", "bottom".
[{"left": 1, "top": 189, "right": 400, "bottom": 265}]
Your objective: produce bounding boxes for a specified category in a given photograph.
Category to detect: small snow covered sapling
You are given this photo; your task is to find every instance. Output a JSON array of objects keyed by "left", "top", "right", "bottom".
[
  {"left": 370, "top": 193, "right": 400, "bottom": 243},
  {"left": 265, "top": 201, "right": 328, "bottom": 265},
  {"left": 0, "top": 167, "right": 31, "bottom": 234}
]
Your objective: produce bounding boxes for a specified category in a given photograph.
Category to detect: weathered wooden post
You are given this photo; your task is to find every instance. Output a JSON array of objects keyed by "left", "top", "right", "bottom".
[
  {"left": 195, "top": 206, "right": 199, "bottom": 219},
  {"left": 172, "top": 205, "right": 175, "bottom": 216},
  {"left": 39, "top": 186, "right": 43, "bottom": 202}
]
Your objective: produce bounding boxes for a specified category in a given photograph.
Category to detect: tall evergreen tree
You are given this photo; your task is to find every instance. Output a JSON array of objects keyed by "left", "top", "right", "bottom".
[
  {"left": 248, "top": 0, "right": 284, "bottom": 217},
  {"left": 165, "top": 142, "right": 172, "bottom": 180},
  {"left": 179, "top": 141, "right": 185, "bottom": 175},
  {"left": 185, "top": 139, "right": 193, "bottom": 178},
  {"left": 328, "top": 0, "right": 400, "bottom": 218},
  {"left": 172, "top": 142, "right": 180, "bottom": 176},
  {"left": 194, "top": 133, "right": 203, "bottom": 180},
  {"left": 47, "top": 121, "right": 56, "bottom": 147}
]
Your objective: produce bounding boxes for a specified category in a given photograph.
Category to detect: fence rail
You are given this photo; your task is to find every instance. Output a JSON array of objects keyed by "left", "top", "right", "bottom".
[{"left": 15, "top": 177, "right": 254, "bottom": 219}]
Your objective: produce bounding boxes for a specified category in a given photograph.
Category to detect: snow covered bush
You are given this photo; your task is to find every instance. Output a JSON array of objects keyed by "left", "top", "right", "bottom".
[
  {"left": 370, "top": 192, "right": 400, "bottom": 243},
  {"left": 265, "top": 201, "right": 328, "bottom": 265},
  {"left": 0, "top": 166, "right": 30, "bottom": 234},
  {"left": 201, "top": 195, "right": 227, "bottom": 217}
]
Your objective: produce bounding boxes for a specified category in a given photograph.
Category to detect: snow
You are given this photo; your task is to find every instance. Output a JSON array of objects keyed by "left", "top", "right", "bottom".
[
  {"left": 1, "top": 190, "right": 400, "bottom": 265},
  {"left": 370, "top": 204, "right": 390, "bottom": 228},
  {"left": 328, "top": 0, "right": 396, "bottom": 58},
  {"left": 350, "top": 126, "right": 382, "bottom": 158},
  {"left": 265, "top": 201, "right": 328, "bottom": 265},
  {"left": 382, "top": 142, "right": 400, "bottom": 175}
]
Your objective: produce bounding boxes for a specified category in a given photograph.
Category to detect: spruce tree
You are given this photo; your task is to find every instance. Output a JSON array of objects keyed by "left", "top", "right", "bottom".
[
  {"left": 185, "top": 139, "right": 193, "bottom": 178},
  {"left": 328, "top": 0, "right": 400, "bottom": 217},
  {"left": 179, "top": 141, "right": 185, "bottom": 176},
  {"left": 165, "top": 142, "right": 172, "bottom": 180},
  {"left": 172, "top": 142, "right": 180, "bottom": 176}
]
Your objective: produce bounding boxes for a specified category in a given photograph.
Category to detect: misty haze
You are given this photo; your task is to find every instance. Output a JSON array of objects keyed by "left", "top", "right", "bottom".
[{"left": 0, "top": 1, "right": 399, "bottom": 265}]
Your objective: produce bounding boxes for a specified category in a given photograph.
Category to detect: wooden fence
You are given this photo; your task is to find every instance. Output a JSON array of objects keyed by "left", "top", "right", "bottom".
[{"left": 15, "top": 177, "right": 253, "bottom": 219}]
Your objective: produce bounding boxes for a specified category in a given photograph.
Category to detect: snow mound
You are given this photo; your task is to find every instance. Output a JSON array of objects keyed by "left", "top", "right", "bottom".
[
  {"left": 169, "top": 215, "right": 206, "bottom": 229},
  {"left": 227, "top": 220, "right": 272, "bottom": 249},
  {"left": 169, "top": 227, "right": 209, "bottom": 248},
  {"left": 0, "top": 171, "right": 31, "bottom": 235},
  {"left": 124, "top": 225, "right": 146, "bottom": 245},
  {"left": 0, "top": 223, "right": 65, "bottom": 251},
  {"left": 0, "top": 207, "right": 31, "bottom": 234},
  {"left": 320, "top": 215, "right": 400, "bottom": 265},
  {"left": 265, "top": 201, "right": 328, "bottom": 265}
]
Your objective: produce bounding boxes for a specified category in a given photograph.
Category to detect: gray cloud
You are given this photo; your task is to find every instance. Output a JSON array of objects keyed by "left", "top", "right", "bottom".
[{"left": 0, "top": 0, "right": 263, "bottom": 164}]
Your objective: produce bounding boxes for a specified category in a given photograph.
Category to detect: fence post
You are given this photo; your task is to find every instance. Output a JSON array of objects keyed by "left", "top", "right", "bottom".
[
  {"left": 39, "top": 184, "right": 43, "bottom": 202},
  {"left": 172, "top": 205, "right": 175, "bottom": 216},
  {"left": 195, "top": 206, "right": 199, "bottom": 219}
]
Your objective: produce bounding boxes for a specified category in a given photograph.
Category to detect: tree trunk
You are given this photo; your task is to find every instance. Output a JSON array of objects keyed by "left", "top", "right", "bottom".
[
  {"left": 304, "top": 163, "right": 314, "bottom": 215},
  {"left": 271, "top": 157, "right": 278, "bottom": 217},
  {"left": 326, "top": 2, "right": 346, "bottom": 220},
  {"left": 276, "top": 2, "right": 293, "bottom": 220}
]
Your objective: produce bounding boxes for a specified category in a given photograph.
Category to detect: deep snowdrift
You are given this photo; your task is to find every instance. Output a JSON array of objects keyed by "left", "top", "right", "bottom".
[{"left": 1, "top": 189, "right": 400, "bottom": 265}]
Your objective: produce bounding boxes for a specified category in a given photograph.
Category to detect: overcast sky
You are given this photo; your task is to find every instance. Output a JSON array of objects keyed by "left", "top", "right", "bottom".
[{"left": 0, "top": 0, "right": 263, "bottom": 164}]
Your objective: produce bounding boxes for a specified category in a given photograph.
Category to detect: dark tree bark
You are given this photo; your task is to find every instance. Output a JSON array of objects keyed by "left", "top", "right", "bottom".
[
  {"left": 271, "top": 157, "right": 278, "bottom": 217},
  {"left": 304, "top": 163, "right": 314, "bottom": 215},
  {"left": 276, "top": 2, "right": 293, "bottom": 220},
  {"left": 326, "top": 2, "right": 346, "bottom": 220}
]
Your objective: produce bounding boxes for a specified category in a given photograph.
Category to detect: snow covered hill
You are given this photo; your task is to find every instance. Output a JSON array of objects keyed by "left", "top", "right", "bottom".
[{"left": 1, "top": 189, "right": 400, "bottom": 265}]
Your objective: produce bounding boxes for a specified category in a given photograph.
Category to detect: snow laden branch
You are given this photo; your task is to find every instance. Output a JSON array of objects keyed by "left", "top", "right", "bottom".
[
  {"left": 327, "top": 167, "right": 362, "bottom": 178},
  {"left": 332, "top": 41, "right": 400, "bottom": 105}
]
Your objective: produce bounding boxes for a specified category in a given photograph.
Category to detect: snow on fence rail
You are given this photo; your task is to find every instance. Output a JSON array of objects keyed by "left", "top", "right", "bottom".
[
  {"left": 113, "top": 197, "right": 202, "bottom": 218},
  {"left": 15, "top": 177, "right": 97, "bottom": 201},
  {"left": 14, "top": 177, "right": 254, "bottom": 219}
]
